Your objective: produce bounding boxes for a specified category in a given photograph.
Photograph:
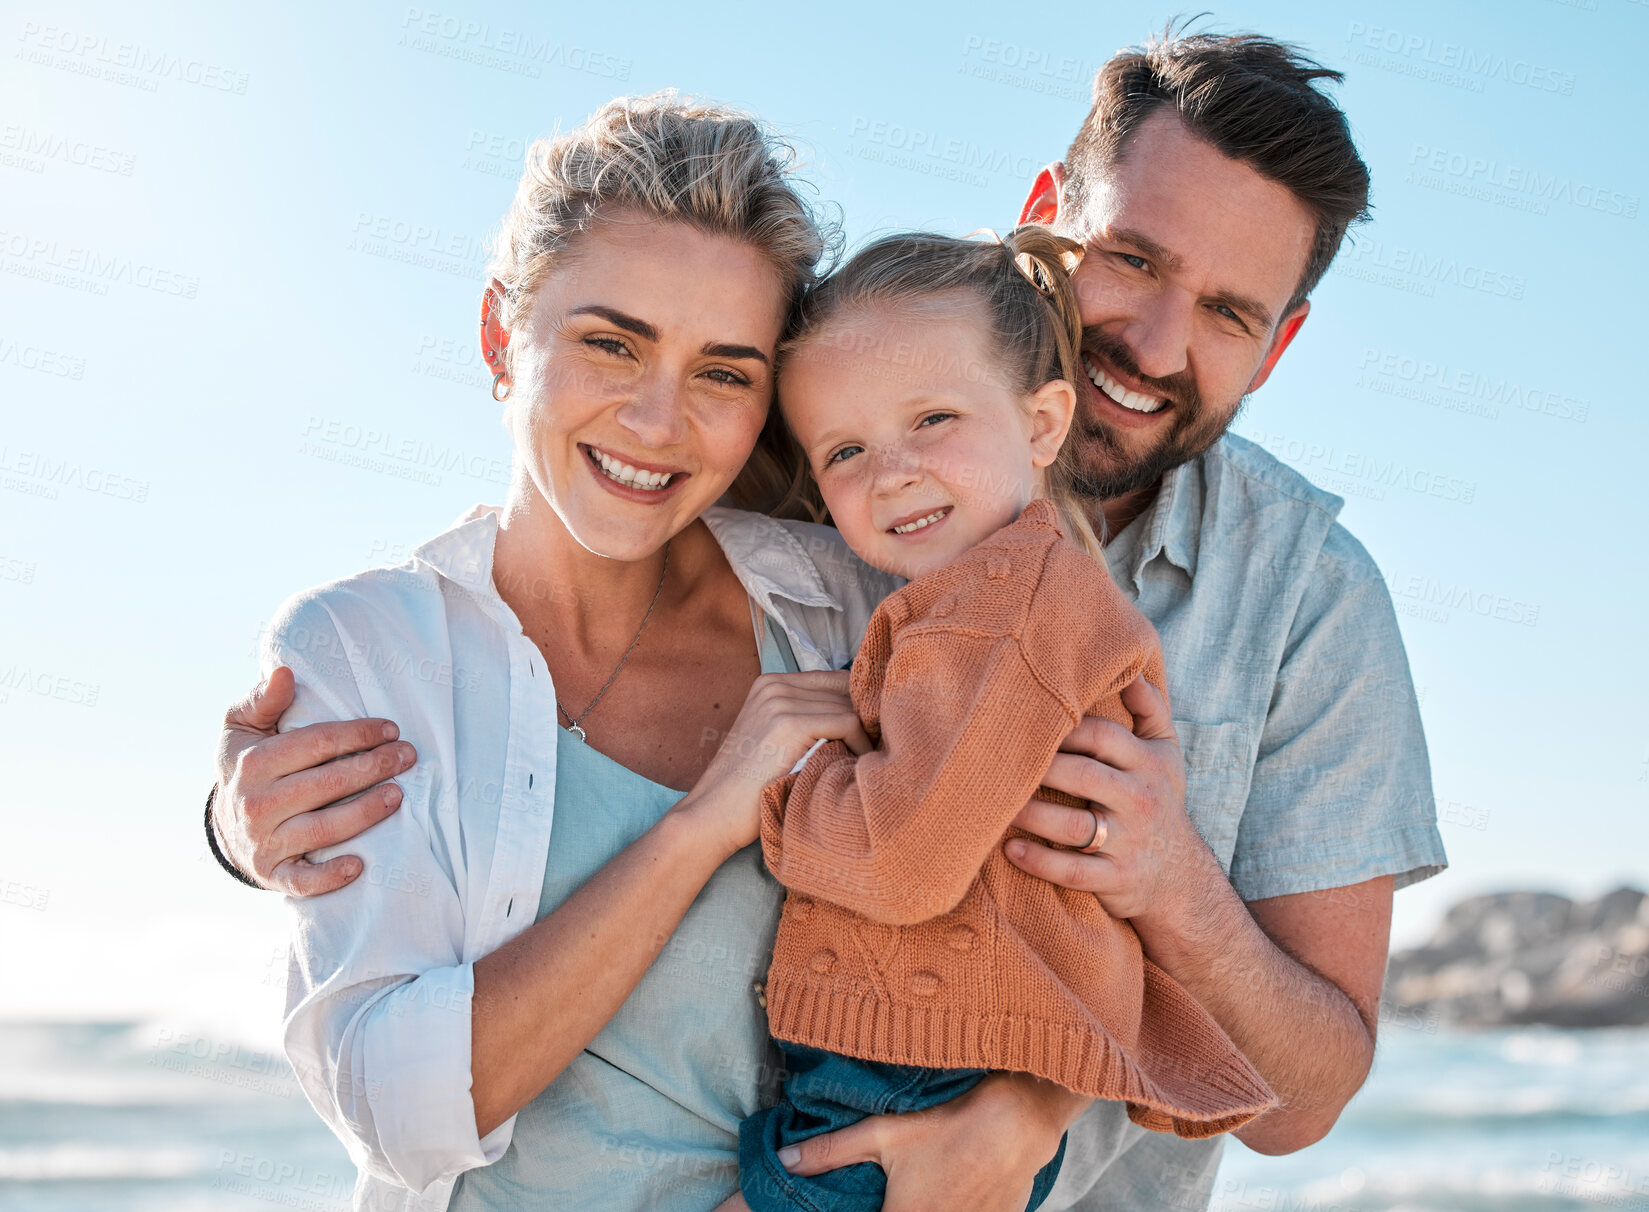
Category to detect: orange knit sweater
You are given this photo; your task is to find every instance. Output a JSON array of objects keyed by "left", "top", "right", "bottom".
[{"left": 758, "top": 498, "right": 1276, "bottom": 1137}]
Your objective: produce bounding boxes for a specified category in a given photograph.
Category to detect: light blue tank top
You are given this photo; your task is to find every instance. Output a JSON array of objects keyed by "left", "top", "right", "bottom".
[{"left": 450, "top": 614, "right": 798, "bottom": 1211}]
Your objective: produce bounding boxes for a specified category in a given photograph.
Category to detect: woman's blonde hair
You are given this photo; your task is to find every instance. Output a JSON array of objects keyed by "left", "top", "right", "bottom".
[
  {"left": 779, "top": 224, "right": 1104, "bottom": 557},
  {"left": 486, "top": 90, "right": 836, "bottom": 518}
]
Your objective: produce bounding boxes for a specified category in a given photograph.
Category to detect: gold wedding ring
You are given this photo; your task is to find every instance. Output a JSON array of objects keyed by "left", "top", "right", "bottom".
[{"left": 1078, "top": 807, "right": 1108, "bottom": 854}]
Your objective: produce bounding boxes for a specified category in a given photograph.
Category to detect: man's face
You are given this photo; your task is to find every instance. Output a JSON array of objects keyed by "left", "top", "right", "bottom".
[{"left": 1033, "top": 108, "right": 1317, "bottom": 501}]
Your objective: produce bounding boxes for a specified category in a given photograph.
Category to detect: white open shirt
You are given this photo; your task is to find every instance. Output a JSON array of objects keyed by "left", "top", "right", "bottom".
[{"left": 265, "top": 505, "right": 899, "bottom": 1210}]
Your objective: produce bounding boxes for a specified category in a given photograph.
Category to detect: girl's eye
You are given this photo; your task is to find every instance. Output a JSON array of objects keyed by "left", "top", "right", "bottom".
[
  {"left": 825, "top": 444, "right": 863, "bottom": 467},
  {"left": 917, "top": 412, "right": 955, "bottom": 428}
]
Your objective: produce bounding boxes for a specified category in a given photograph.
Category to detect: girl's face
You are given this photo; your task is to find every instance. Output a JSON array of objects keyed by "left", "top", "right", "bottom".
[
  {"left": 493, "top": 212, "right": 787, "bottom": 562},
  {"left": 780, "top": 298, "right": 1075, "bottom": 581}
]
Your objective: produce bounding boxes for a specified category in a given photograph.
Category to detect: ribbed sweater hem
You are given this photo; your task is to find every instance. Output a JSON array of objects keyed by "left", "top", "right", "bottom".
[{"left": 765, "top": 977, "right": 1276, "bottom": 1138}]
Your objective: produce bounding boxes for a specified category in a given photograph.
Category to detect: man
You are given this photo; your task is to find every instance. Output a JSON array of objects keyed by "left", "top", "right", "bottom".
[{"left": 210, "top": 29, "right": 1444, "bottom": 1210}]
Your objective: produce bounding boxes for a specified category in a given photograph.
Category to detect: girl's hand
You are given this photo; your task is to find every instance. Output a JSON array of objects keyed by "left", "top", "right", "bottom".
[
  {"left": 776, "top": 1071, "right": 1087, "bottom": 1212},
  {"left": 679, "top": 671, "right": 872, "bottom": 857}
]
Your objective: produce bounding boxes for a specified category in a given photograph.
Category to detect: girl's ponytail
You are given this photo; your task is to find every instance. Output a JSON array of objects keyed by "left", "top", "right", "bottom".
[{"left": 995, "top": 225, "right": 1106, "bottom": 560}]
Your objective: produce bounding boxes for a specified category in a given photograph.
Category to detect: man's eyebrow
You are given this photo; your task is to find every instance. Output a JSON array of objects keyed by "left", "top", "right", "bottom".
[
  {"left": 1103, "top": 227, "right": 1275, "bottom": 331},
  {"left": 570, "top": 305, "right": 658, "bottom": 342},
  {"left": 1209, "top": 289, "right": 1275, "bottom": 332},
  {"left": 1105, "top": 226, "right": 1184, "bottom": 273},
  {"left": 568, "top": 306, "right": 770, "bottom": 366},
  {"left": 702, "top": 342, "right": 770, "bottom": 367}
]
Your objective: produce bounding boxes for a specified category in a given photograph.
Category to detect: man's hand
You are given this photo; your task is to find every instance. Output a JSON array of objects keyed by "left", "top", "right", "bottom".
[
  {"left": 1004, "top": 675, "right": 1219, "bottom": 930},
  {"left": 774, "top": 1071, "right": 1084, "bottom": 1212},
  {"left": 1002, "top": 673, "right": 1392, "bottom": 1154},
  {"left": 214, "top": 666, "right": 416, "bottom": 895}
]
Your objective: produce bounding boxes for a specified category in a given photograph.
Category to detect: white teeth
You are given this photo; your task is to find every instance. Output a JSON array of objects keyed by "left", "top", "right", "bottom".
[
  {"left": 891, "top": 509, "right": 948, "bottom": 535},
  {"left": 592, "top": 448, "right": 674, "bottom": 491},
  {"left": 1083, "top": 357, "right": 1166, "bottom": 414}
]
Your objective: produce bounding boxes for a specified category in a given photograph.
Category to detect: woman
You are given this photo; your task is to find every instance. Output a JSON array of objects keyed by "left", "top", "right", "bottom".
[{"left": 212, "top": 93, "right": 1099, "bottom": 1211}]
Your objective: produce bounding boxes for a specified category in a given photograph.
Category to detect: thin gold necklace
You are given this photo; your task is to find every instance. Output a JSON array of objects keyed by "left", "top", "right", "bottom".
[{"left": 555, "top": 540, "right": 670, "bottom": 742}]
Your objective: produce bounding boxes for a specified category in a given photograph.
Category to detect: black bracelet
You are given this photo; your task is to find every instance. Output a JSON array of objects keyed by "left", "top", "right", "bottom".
[{"left": 205, "top": 785, "right": 263, "bottom": 889}]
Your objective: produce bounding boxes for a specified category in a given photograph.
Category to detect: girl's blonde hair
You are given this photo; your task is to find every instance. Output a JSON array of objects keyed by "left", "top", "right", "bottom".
[
  {"left": 486, "top": 90, "right": 837, "bottom": 517},
  {"left": 780, "top": 224, "right": 1104, "bottom": 557}
]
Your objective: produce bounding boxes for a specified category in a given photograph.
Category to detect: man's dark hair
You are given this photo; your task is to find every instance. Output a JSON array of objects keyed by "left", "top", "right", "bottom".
[{"left": 1063, "top": 25, "right": 1372, "bottom": 318}]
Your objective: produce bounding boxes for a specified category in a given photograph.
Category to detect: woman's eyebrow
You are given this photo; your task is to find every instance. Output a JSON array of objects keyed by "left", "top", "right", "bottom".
[
  {"left": 569, "top": 305, "right": 658, "bottom": 341},
  {"left": 702, "top": 342, "right": 769, "bottom": 366},
  {"left": 569, "top": 305, "right": 769, "bottom": 366}
]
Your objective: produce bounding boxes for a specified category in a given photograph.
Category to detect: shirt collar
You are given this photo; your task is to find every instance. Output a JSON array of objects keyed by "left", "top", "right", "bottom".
[
  {"left": 700, "top": 506, "right": 843, "bottom": 613},
  {"left": 412, "top": 504, "right": 844, "bottom": 614},
  {"left": 1113, "top": 452, "right": 1204, "bottom": 589},
  {"left": 411, "top": 505, "right": 503, "bottom": 596}
]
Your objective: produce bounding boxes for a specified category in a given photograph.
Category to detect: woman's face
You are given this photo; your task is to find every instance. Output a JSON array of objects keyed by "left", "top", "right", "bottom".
[{"left": 496, "top": 212, "right": 788, "bottom": 561}]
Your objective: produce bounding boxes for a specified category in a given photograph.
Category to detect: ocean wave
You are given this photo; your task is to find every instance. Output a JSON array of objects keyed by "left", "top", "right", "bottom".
[{"left": 0, "top": 1142, "right": 207, "bottom": 1181}]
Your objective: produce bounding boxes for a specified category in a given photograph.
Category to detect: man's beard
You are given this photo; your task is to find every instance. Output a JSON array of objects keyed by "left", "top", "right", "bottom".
[{"left": 1067, "top": 328, "right": 1245, "bottom": 501}]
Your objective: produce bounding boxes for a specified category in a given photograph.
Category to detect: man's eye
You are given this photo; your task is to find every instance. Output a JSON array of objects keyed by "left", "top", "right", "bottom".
[
  {"left": 825, "top": 445, "right": 863, "bottom": 466},
  {"left": 1118, "top": 253, "right": 1147, "bottom": 270}
]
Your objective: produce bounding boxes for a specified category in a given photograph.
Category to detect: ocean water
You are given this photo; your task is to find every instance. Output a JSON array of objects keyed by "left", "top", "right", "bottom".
[{"left": 1, "top": 1020, "right": 1644, "bottom": 1211}]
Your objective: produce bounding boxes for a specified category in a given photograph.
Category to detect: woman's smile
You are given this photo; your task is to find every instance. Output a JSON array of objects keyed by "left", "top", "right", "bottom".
[{"left": 580, "top": 442, "right": 690, "bottom": 503}]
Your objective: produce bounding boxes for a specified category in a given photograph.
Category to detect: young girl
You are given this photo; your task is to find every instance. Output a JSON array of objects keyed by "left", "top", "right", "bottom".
[{"left": 726, "top": 226, "right": 1277, "bottom": 1212}]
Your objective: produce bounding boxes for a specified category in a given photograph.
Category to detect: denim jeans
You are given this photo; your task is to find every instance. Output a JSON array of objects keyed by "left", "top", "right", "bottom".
[{"left": 739, "top": 1041, "right": 1067, "bottom": 1212}]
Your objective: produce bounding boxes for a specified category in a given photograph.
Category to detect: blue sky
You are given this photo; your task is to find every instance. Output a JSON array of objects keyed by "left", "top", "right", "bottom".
[{"left": 2, "top": 0, "right": 1645, "bottom": 1032}]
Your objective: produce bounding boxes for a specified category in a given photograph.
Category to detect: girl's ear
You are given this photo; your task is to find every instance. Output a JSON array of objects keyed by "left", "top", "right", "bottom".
[{"left": 1026, "top": 378, "right": 1077, "bottom": 469}]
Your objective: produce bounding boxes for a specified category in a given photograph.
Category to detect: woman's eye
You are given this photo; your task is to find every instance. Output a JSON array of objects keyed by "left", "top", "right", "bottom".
[
  {"left": 825, "top": 444, "right": 863, "bottom": 466},
  {"left": 585, "top": 336, "right": 631, "bottom": 357},
  {"left": 704, "top": 367, "right": 752, "bottom": 387}
]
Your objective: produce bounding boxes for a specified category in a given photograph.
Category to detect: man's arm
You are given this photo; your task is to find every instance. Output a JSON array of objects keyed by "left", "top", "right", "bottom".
[
  {"left": 1129, "top": 836, "right": 1391, "bottom": 1153},
  {"left": 1005, "top": 523, "right": 1443, "bottom": 1153},
  {"left": 1002, "top": 681, "right": 1387, "bottom": 1152},
  {"left": 211, "top": 664, "right": 415, "bottom": 894}
]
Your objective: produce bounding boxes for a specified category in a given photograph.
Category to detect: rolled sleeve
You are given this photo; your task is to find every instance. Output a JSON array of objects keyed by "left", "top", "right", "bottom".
[
  {"left": 264, "top": 590, "right": 505, "bottom": 1193},
  {"left": 1227, "top": 525, "right": 1448, "bottom": 902}
]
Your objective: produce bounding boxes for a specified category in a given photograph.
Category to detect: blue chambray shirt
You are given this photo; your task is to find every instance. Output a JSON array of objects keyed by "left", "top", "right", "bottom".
[{"left": 1047, "top": 433, "right": 1448, "bottom": 1212}]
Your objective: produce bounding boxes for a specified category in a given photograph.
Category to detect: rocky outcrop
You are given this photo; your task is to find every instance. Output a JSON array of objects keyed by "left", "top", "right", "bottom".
[{"left": 1383, "top": 886, "right": 1649, "bottom": 1028}]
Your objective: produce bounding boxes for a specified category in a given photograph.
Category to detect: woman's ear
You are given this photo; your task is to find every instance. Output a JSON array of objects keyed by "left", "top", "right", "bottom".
[
  {"left": 1026, "top": 378, "right": 1077, "bottom": 469},
  {"left": 479, "top": 277, "right": 511, "bottom": 378}
]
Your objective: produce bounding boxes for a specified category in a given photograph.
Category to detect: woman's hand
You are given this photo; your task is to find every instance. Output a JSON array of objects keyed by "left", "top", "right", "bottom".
[
  {"left": 776, "top": 1070, "right": 1088, "bottom": 1212},
  {"left": 677, "top": 670, "right": 871, "bottom": 857},
  {"left": 214, "top": 666, "right": 417, "bottom": 894}
]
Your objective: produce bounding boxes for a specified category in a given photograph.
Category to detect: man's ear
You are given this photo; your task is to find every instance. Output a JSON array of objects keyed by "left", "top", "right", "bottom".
[
  {"left": 1247, "top": 300, "right": 1309, "bottom": 395},
  {"left": 1019, "top": 162, "right": 1067, "bottom": 227},
  {"left": 1027, "top": 377, "right": 1077, "bottom": 469}
]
